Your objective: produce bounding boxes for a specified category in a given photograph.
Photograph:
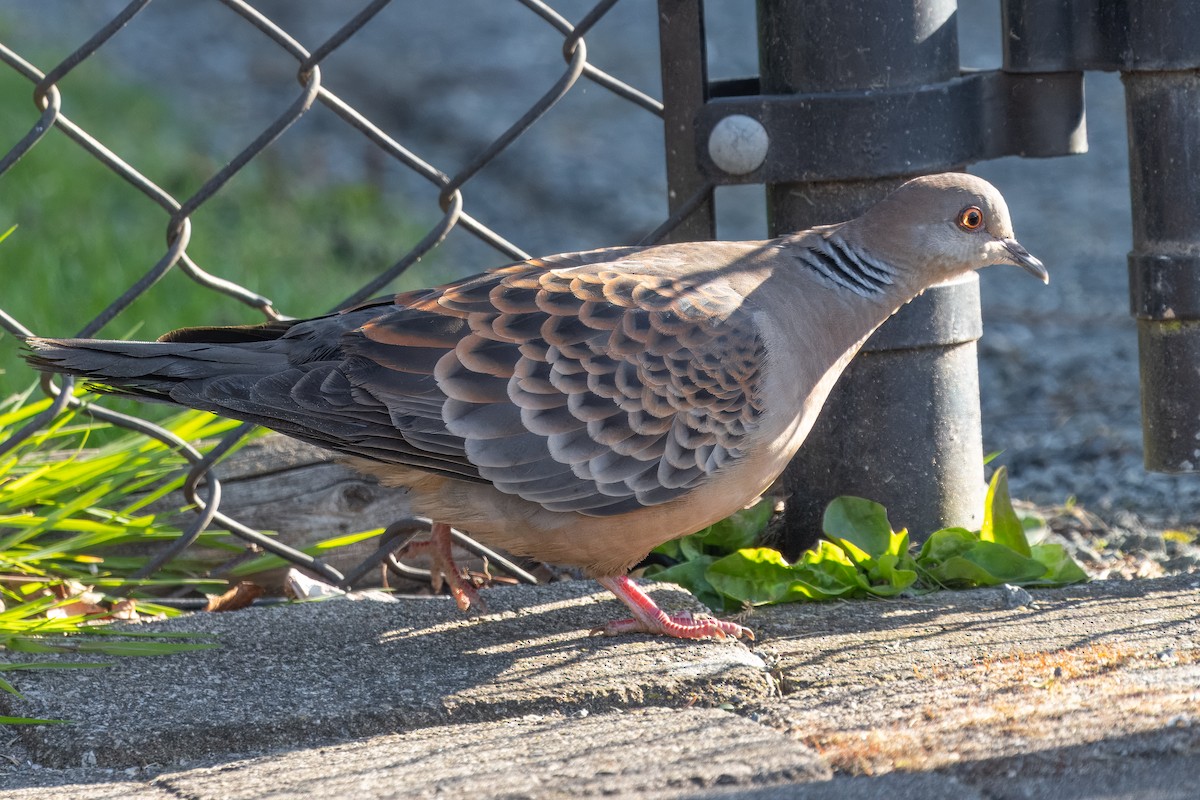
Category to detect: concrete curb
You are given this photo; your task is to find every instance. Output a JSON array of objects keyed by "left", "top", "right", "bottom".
[{"left": 2, "top": 575, "right": 1197, "bottom": 798}]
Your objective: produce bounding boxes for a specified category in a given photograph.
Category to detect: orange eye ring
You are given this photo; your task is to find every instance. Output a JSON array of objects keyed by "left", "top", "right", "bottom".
[{"left": 958, "top": 206, "right": 984, "bottom": 231}]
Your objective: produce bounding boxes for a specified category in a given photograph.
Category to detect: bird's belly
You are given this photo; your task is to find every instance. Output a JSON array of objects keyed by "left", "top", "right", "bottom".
[{"left": 352, "top": 454, "right": 783, "bottom": 577}]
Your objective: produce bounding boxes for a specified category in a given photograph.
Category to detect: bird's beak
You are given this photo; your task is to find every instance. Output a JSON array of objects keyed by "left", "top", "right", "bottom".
[{"left": 1000, "top": 238, "right": 1049, "bottom": 284}]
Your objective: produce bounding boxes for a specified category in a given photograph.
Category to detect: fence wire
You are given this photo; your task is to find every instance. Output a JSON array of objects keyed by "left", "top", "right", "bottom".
[{"left": 0, "top": 0, "right": 686, "bottom": 594}]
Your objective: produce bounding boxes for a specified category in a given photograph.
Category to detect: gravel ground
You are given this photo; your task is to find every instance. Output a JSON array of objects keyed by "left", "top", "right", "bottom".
[{"left": 3, "top": 1, "right": 1197, "bottom": 576}]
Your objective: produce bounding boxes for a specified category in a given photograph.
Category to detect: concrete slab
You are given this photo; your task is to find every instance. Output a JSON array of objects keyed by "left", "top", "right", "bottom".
[
  {"left": 748, "top": 575, "right": 1200, "bottom": 782},
  {"left": 0, "top": 711, "right": 986, "bottom": 800},
  {"left": 0, "top": 772, "right": 989, "bottom": 800},
  {"left": 955, "top": 743, "right": 1200, "bottom": 796},
  {"left": 1, "top": 581, "right": 772, "bottom": 769},
  {"left": 0, "top": 774, "right": 171, "bottom": 800},
  {"left": 958, "top": 749, "right": 1200, "bottom": 800},
  {"left": 659, "top": 773, "right": 985, "bottom": 799},
  {"left": 3, "top": 577, "right": 1196, "bottom": 797},
  {"left": 157, "top": 707, "right": 826, "bottom": 799}
]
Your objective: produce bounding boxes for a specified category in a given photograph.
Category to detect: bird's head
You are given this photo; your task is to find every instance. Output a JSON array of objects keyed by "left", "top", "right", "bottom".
[{"left": 853, "top": 172, "right": 1048, "bottom": 286}]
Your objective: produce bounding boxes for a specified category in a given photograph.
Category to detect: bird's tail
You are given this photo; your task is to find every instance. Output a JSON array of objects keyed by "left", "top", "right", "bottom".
[
  {"left": 23, "top": 321, "right": 299, "bottom": 403},
  {"left": 21, "top": 315, "right": 417, "bottom": 466}
]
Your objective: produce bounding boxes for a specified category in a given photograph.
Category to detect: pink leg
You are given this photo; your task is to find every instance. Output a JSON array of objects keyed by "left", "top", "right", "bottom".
[
  {"left": 593, "top": 575, "right": 753, "bottom": 641},
  {"left": 396, "top": 522, "right": 482, "bottom": 612}
]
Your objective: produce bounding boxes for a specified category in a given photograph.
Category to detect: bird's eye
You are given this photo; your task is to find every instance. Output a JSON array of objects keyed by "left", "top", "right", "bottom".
[{"left": 958, "top": 206, "right": 984, "bottom": 231}]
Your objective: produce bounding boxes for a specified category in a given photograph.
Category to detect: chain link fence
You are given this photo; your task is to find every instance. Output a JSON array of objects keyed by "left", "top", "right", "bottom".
[{"left": 0, "top": 0, "right": 698, "bottom": 594}]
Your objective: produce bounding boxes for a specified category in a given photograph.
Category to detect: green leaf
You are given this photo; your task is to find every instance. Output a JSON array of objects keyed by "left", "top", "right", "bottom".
[
  {"left": 823, "top": 496, "right": 894, "bottom": 559},
  {"left": 821, "top": 497, "right": 915, "bottom": 597},
  {"left": 798, "top": 540, "right": 872, "bottom": 594},
  {"left": 4, "top": 638, "right": 63, "bottom": 654},
  {"left": 0, "top": 661, "right": 112, "bottom": 671},
  {"left": 981, "top": 466, "right": 1031, "bottom": 557},
  {"left": 652, "top": 539, "right": 683, "bottom": 560},
  {"left": 706, "top": 549, "right": 805, "bottom": 605},
  {"left": 864, "top": 552, "right": 918, "bottom": 596},
  {"left": 0, "top": 715, "right": 69, "bottom": 725},
  {"left": 922, "top": 555, "right": 995, "bottom": 586},
  {"left": 1030, "top": 543, "right": 1089, "bottom": 586},
  {"left": 67, "top": 640, "right": 219, "bottom": 656},
  {"left": 707, "top": 548, "right": 860, "bottom": 605},
  {"left": 695, "top": 499, "right": 774, "bottom": 552},
  {"left": 79, "top": 629, "right": 216, "bottom": 640},
  {"left": 917, "top": 527, "right": 977, "bottom": 565},
  {"left": 679, "top": 534, "right": 705, "bottom": 562},
  {"left": 924, "top": 541, "right": 1047, "bottom": 587},
  {"left": 315, "top": 528, "right": 387, "bottom": 549}
]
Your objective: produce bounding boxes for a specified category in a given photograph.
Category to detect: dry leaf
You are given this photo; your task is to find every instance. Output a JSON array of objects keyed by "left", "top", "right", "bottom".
[
  {"left": 49, "top": 579, "right": 92, "bottom": 600},
  {"left": 109, "top": 598, "right": 140, "bottom": 620},
  {"left": 204, "top": 581, "right": 266, "bottom": 612},
  {"left": 47, "top": 587, "right": 106, "bottom": 619}
]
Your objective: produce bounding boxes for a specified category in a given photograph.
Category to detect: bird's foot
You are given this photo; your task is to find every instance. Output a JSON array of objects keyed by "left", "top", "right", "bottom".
[
  {"left": 595, "top": 611, "right": 752, "bottom": 640},
  {"left": 396, "top": 522, "right": 483, "bottom": 612},
  {"left": 592, "top": 575, "right": 753, "bottom": 641}
]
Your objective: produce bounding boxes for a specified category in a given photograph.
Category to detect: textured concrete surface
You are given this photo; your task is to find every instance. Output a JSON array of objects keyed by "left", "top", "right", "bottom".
[
  {"left": 2, "top": 577, "right": 1198, "bottom": 798},
  {"left": 0, "top": 756, "right": 984, "bottom": 800},
  {"left": 750, "top": 575, "right": 1200, "bottom": 779},
  {"left": 156, "top": 708, "right": 828, "bottom": 799},
  {"left": 1, "top": 582, "right": 770, "bottom": 769}
]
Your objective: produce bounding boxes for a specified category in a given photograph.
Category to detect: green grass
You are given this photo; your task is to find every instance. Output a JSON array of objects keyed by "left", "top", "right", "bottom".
[
  {"left": 0, "top": 393, "right": 243, "bottom": 589},
  {"left": 0, "top": 395, "right": 241, "bottom": 712},
  {"left": 0, "top": 45, "right": 451, "bottom": 400}
]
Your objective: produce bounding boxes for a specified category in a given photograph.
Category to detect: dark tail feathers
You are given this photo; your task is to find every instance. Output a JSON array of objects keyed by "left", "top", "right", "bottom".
[{"left": 23, "top": 331, "right": 295, "bottom": 402}]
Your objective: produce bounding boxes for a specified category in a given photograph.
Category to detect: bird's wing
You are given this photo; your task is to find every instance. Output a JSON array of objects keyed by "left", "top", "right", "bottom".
[{"left": 317, "top": 251, "right": 766, "bottom": 516}]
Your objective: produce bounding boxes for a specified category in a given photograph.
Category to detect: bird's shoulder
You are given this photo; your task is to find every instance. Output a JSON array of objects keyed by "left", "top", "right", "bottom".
[{"left": 352, "top": 244, "right": 769, "bottom": 354}]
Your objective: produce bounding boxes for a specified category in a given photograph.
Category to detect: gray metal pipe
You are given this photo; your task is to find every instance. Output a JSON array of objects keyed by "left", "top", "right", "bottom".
[
  {"left": 758, "top": 0, "right": 986, "bottom": 553},
  {"left": 1124, "top": 70, "right": 1200, "bottom": 473}
]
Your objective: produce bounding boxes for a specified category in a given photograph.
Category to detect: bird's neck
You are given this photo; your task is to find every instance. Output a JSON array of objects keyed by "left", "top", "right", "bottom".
[{"left": 756, "top": 261, "right": 929, "bottom": 470}]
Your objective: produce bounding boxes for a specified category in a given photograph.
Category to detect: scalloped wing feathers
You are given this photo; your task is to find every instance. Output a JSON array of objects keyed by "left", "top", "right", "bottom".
[{"left": 341, "top": 253, "right": 767, "bottom": 516}]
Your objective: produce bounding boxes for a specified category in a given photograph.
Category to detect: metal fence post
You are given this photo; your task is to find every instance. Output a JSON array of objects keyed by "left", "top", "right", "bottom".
[
  {"left": 1124, "top": 73, "right": 1200, "bottom": 474},
  {"left": 657, "top": 0, "right": 716, "bottom": 243},
  {"left": 1003, "top": 0, "right": 1200, "bottom": 475},
  {"left": 759, "top": 0, "right": 986, "bottom": 552}
]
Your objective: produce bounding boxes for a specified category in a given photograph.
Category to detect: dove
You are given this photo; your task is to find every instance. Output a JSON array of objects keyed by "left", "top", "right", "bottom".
[{"left": 25, "top": 172, "right": 1046, "bottom": 640}]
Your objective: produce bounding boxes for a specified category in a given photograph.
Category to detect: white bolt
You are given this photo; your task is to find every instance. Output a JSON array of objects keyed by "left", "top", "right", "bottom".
[{"left": 708, "top": 114, "right": 769, "bottom": 175}]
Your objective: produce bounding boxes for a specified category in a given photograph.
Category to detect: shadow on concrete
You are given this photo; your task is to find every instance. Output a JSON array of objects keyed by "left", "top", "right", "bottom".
[{"left": 1, "top": 581, "right": 770, "bottom": 770}]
